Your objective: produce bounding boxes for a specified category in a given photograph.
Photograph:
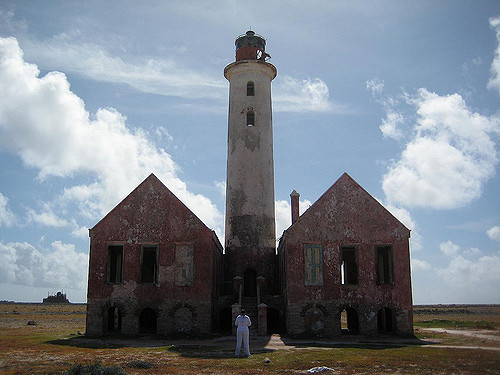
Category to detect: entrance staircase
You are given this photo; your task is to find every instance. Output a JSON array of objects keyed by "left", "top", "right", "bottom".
[{"left": 241, "top": 296, "right": 258, "bottom": 335}]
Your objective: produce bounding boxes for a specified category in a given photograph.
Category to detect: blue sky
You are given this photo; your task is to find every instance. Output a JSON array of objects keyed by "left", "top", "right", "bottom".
[{"left": 0, "top": 1, "right": 498, "bottom": 304}]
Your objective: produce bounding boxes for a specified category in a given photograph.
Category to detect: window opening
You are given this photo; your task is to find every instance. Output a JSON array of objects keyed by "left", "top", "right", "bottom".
[
  {"left": 106, "top": 306, "right": 122, "bottom": 332},
  {"left": 107, "top": 245, "right": 123, "bottom": 283},
  {"left": 244, "top": 268, "right": 257, "bottom": 297},
  {"left": 247, "top": 81, "right": 254, "bottom": 96},
  {"left": 139, "top": 307, "right": 157, "bottom": 334},
  {"left": 340, "top": 308, "right": 359, "bottom": 334},
  {"left": 341, "top": 247, "right": 358, "bottom": 285},
  {"left": 304, "top": 244, "right": 323, "bottom": 285},
  {"left": 376, "top": 246, "right": 394, "bottom": 284},
  {"left": 377, "top": 307, "right": 394, "bottom": 333},
  {"left": 246, "top": 111, "right": 255, "bottom": 126},
  {"left": 141, "top": 246, "right": 158, "bottom": 283}
]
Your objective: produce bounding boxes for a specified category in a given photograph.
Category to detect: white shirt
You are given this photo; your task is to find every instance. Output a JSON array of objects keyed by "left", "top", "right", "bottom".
[{"left": 235, "top": 314, "right": 252, "bottom": 330}]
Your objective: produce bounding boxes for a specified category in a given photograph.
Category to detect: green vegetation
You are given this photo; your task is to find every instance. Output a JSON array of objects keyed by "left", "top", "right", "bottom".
[{"left": 415, "top": 319, "right": 496, "bottom": 329}]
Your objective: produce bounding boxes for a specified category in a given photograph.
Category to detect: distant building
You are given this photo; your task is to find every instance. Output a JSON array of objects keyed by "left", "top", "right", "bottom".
[
  {"left": 86, "top": 31, "right": 413, "bottom": 337},
  {"left": 43, "top": 291, "right": 70, "bottom": 304}
]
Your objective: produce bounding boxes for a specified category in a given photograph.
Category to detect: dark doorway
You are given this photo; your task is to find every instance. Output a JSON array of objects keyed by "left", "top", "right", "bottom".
[
  {"left": 106, "top": 306, "right": 121, "bottom": 332},
  {"left": 244, "top": 269, "right": 257, "bottom": 297},
  {"left": 341, "top": 307, "right": 359, "bottom": 334},
  {"left": 267, "top": 308, "right": 281, "bottom": 334},
  {"left": 219, "top": 307, "right": 232, "bottom": 334},
  {"left": 139, "top": 307, "right": 157, "bottom": 334},
  {"left": 377, "top": 307, "right": 394, "bottom": 333}
]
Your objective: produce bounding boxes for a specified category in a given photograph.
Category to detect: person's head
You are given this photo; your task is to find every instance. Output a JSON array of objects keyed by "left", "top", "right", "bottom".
[{"left": 240, "top": 309, "right": 245, "bottom": 316}]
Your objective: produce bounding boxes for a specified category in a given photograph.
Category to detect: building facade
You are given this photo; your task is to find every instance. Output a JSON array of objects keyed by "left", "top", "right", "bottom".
[{"left": 85, "top": 31, "right": 413, "bottom": 337}]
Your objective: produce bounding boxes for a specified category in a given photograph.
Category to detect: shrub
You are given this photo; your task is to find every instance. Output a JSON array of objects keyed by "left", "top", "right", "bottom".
[
  {"left": 65, "top": 363, "right": 125, "bottom": 375},
  {"left": 127, "top": 360, "right": 154, "bottom": 369}
]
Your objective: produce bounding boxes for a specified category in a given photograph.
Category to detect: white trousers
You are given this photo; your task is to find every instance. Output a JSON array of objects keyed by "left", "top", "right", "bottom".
[{"left": 235, "top": 328, "right": 250, "bottom": 356}]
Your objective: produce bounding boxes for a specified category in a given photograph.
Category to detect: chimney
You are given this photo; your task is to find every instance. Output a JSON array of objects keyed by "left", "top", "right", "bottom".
[{"left": 290, "top": 190, "right": 300, "bottom": 224}]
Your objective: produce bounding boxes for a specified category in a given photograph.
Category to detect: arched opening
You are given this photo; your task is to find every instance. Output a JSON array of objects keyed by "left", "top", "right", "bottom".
[
  {"left": 246, "top": 111, "right": 255, "bottom": 127},
  {"left": 267, "top": 308, "right": 281, "bottom": 334},
  {"left": 377, "top": 307, "right": 394, "bottom": 333},
  {"left": 139, "top": 307, "right": 157, "bottom": 334},
  {"left": 340, "top": 307, "right": 359, "bottom": 334},
  {"left": 243, "top": 269, "right": 257, "bottom": 297},
  {"left": 247, "top": 81, "right": 254, "bottom": 96},
  {"left": 106, "top": 306, "right": 122, "bottom": 332},
  {"left": 174, "top": 307, "right": 193, "bottom": 333},
  {"left": 219, "top": 307, "right": 232, "bottom": 334},
  {"left": 305, "top": 308, "right": 324, "bottom": 337}
]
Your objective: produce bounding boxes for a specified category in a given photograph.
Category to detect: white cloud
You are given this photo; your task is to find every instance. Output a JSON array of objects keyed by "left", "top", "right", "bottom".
[
  {"left": 18, "top": 34, "right": 335, "bottom": 114},
  {"left": 273, "top": 76, "right": 334, "bottom": 113},
  {"left": 0, "top": 193, "right": 16, "bottom": 226},
  {"left": 72, "top": 226, "right": 89, "bottom": 239},
  {"left": 487, "top": 16, "right": 500, "bottom": 94},
  {"left": 411, "top": 258, "right": 431, "bottom": 271},
  {"left": 215, "top": 180, "right": 226, "bottom": 197},
  {"left": 22, "top": 34, "right": 227, "bottom": 100},
  {"left": 440, "top": 240, "right": 460, "bottom": 256},
  {"left": 487, "top": 225, "right": 500, "bottom": 242},
  {"left": 27, "top": 208, "right": 69, "bottom": 228},
  {"left": 380, "top": 110, "right": 404, "bottom": 140},
  {"left": 275, "top": 198, "right": 312, "bottom": 239},
  {"left": 0, "top": 37, "right": 223, "bottom": 233},
  {"left": 366, "top": 78, "right": 384, "bottom": 95},
  {"left": 382, "top": 88, "right": 499, "bottom": 209},
  {"left": 384, "top": 204, "right": 422, "bottom": 251},
  {"left": 0, "top": 240, "right": 88, "bottom": 290},
  {"left": 436, "top": 254, "right": 500, "bottom": 292}
]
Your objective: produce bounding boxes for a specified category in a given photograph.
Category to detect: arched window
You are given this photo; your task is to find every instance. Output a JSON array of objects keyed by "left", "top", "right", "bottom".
[
  {"left": 247, "top": 81, "right": 254, "bottom": 96},
  {"left": 246, "top": 111, "right": 255, "bottom": 127}
]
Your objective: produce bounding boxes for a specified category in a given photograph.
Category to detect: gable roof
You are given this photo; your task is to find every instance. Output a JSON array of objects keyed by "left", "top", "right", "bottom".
[
  {"left": 90, "top": 173, "right": 217, "bottom": 239},
  {"left": 282, "top": 172, "right": 410, "bottom": 240}
]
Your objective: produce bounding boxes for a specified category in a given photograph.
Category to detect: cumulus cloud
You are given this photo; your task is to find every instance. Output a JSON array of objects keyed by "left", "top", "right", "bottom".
[
  {"left": 215, "top": 181, "right": 226, "bottom": 197},
  {"left": 384, "top": 204, "right": 422, "bottom": 251},
  {"left": 487, "top": 16, "right": 500, "bottom": 94},
  {"left": 440, "top": 240, "right": 460, "bottom": 256},
  {"left": 0, "top": 240, "right": 88, "bottom": 290},
  {"left": 380, "top": 110, "right": 404, "bottom": 140},
  {"left": 0, "top": 193, "right": 16, "bottom": 226},
  {"left": 27, "top": 207, "right": 70, "bottom": 228},
  {"left": 436, "top": 254, "right": 500, "bottom": 291},
  {"left": 275, "top": 197, "right": 312, "bottom": 239},
  {"left": 366, "top": 78, "right": 384, "bottom": 95},
  {"left": 0, "top": 37, "right": 223, "bottom": 233},
  {"left": 382, "top": 88, "right": 499, "bottom": 209},
  {"left": 273, "top": 76, "right": 335, "bottom": 113},
  {"left": 487, "top": 226, "right": 500, "bottom": 242},
  {"left": 411, "top": 258, "right": 431, "bottom": 271}
]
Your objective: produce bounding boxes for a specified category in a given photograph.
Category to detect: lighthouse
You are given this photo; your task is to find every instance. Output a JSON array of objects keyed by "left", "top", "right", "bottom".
[{"left": 224, "top": 31, "right": 277, "bottom": 294}]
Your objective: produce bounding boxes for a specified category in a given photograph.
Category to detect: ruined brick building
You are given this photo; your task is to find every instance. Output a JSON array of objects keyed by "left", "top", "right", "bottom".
[{"left": 86, "top": 31, "right": 413, "bottom": 337}]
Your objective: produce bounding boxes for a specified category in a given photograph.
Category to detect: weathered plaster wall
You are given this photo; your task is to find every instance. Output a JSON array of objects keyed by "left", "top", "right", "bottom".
[
  {"left": 224, "top": 60, "right": 277, "bottom": 251},
  {"left": 280, "top": 173, "right": 413, "bottom": 337},
  {"left": 86, "top": 174, "right": 223, "bottom": 336}
]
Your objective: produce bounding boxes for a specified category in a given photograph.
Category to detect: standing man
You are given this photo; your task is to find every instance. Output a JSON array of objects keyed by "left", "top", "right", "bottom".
[{"left": 234, "top": 309, "right": 251, "bottom": 357}]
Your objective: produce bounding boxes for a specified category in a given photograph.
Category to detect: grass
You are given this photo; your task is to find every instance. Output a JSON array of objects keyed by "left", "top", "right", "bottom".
[{"left": 0, "top": 303, "right": 499, "bottom": 374}]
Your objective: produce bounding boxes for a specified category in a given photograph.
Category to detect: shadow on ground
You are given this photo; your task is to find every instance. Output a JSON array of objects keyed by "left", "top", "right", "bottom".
[{"left": 46, "top": 334, "right": 435, "bottom": 358}]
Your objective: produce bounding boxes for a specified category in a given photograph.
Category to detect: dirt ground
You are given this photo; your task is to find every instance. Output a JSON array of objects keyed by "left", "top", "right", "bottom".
[{"left": 0, "top": 303, "right": 499, "bottom": 374}]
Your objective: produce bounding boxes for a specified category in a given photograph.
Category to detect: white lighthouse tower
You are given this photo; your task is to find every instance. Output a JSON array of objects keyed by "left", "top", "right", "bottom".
[{"left": 224, "top": 31, "right": 277, "bottom": 292}]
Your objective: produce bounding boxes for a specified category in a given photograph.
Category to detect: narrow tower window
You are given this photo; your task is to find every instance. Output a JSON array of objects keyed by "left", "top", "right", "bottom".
[
  {"left": 246, "top": 111, "right": 255, "bottom": 127},
  {"left": 247, "top": 81, "right": 254, "bottom": 96},
  {"left": 375, "top": 246, "right": 394, "bottom": 284},
  {"left": 141, "top": 246, "right": 158, "bottom": 284},
  {"left": 106, "top": 245, "right": 123, "bottom": 283},
  {"left": 341, "top": 246, "right": 358, "bottom": 285}
]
